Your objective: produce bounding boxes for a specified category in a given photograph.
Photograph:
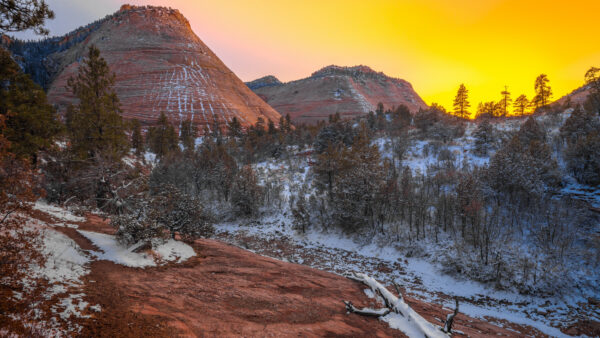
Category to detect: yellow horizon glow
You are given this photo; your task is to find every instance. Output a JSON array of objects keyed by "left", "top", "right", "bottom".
[{"left": 124, "top": 0, "right": 598, "bottom": 115}]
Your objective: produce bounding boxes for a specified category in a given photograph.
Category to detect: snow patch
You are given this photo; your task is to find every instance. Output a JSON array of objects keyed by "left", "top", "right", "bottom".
[
  {"left": 35, "top": 228, "right": 90, "bottom": 290},
  {"left": 77, "top": 230, "right": 195, "bottom": 267},
  {"left": 33, "top": 201, "right": 85, "bottom": 223}
]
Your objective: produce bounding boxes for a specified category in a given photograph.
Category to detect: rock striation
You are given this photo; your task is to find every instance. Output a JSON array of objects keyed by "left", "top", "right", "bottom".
[
  {"left": 247, "top": 65, "right": 427, "bottom": 124},
  {"left": 7, "top": 5, "right": 281, "bottom": 131}
]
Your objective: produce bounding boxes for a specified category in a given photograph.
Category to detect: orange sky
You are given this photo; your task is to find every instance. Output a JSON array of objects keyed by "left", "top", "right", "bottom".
[{"left": 15, "top": 0, "right": 600, "bottom": 113}]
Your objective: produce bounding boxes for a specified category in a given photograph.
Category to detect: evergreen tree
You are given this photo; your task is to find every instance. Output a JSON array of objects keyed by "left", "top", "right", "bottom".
[
  {"left": 330, "top": 126, "right": 383, "bottom": 232},
  {"left": 564, "top": 130, "right": 600, "bottom": 186},
  {"left": 267, "top": 118, "right": 277, "bottom": 135},
  {"left": 476, "top": 101, "right": 496, "bottom": 119},
  {"left": 231, "top": 165, "right": 263, "bottom": 216},
  {"left": 227, "top": 116, "right": 242, "bottom": 137},
  {"left": 532, "top": 74, "right": 553, "bottom": 110},
  {"left": 513, "top": 94, "right": 529, "bottom": 116},
  {"left": 147, "top": 112, "right": 177, "bottom": 158},
  {"left": 473, "top": 119, "right": 494, "bottom": 156},
  {"left": 453, "top": 84, "right": 471, "bottom": 119},
  {"left": 66, "top": 45, "right": 128, "bottom": 162},
  {"left": 0, "top": 0, "right": 54, "bottom": 35},
  {"left": 584, "top": 67, "right": 600, "bottom": 114},
  {"left": 500, "top": 86, "right": 512, "bottom": 117},
  {"left": 284, "top": 113, "right": 292, "bottom": 133},
  {"left": 391, "top": 104, "right": 411, "bottom": 130},
  {"left": 179, "top": 119, "right": 197, "bottom": 150},
  {"left": 130, "top": 119, "right": 143, "bottom": 156},
  {"left": 0, "top": 47, "right": 61, "bottom": 163},
  {"left": 254, "top": 117, "right": 265, "bottom": 137},
  {"left": 313, "top": 142, "right": 346, "bottom": 198}
]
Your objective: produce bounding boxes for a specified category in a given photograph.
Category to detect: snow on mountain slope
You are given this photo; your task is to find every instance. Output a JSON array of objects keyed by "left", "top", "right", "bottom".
[{"left": 26, "top": 5, "right": 281, "bottom": 131}]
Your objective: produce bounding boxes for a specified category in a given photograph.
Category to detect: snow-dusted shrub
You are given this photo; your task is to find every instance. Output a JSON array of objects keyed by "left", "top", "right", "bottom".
[
  {"left": 472, "top": 119, "right": 496, "bottom": 156},
  {"left": 113, "top": 208, "right": 167, "bottom": 247},
  {"left": 113, "top": 184, "right": 214, "bottom": 246}
]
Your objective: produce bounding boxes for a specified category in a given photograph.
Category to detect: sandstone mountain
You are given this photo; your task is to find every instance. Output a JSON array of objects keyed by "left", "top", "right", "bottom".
[
  {"left": 247, "top": 65, "right": 428, "bottom": 124},
  {"left": 4, "top": 5, "right": 280, "bottom": 131}
]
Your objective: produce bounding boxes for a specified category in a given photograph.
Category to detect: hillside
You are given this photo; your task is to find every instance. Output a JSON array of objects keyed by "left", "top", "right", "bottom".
[
  {"left": 247, "top": 65, "right": 428, "bottom": 124},
  {"left": 17, "top": 202, "right": 564, "bottom": 336},
  {"left": 3, "top": 5, "right": 281, "bottom": 131}
]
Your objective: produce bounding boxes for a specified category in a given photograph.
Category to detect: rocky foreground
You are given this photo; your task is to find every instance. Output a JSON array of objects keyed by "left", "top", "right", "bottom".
[{"left": 23, "top": 204, "right": 587, "bottom": 337}]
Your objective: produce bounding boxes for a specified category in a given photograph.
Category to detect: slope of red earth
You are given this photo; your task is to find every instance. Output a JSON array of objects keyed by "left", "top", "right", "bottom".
[
  {"left": 247, "top": 65, "right": 428, "bottom": 125},
  {"left": 27, "top": 208, "right": 583, "bottom": 337},
  {"left": 45, "top": 5, "right": 280, "bottom": 131}
]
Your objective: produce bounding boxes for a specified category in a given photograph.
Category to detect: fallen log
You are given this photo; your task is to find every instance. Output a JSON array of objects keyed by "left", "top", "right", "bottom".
[
  {"left": 343, "top": 301, "right": 391, "bottom": 317},
  {"left": 343, "top": 272, "right": 451, "bottom": 338}
]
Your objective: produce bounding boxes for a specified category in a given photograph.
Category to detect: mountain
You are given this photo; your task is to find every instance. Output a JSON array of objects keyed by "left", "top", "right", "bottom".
[
  {"left": 3, "top": 5, "right": 280, "bottom": 131},
  {"left": 246, "top": 65, "right": 428, "bottom": 124},
  {"left": 246, "top": 75, "right": 282, "bottom": 90}
]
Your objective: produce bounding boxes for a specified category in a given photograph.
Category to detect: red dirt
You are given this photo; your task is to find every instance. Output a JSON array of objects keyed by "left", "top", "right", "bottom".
[{"left": 31, "top": 207, "right": 582, "bottom": 337}]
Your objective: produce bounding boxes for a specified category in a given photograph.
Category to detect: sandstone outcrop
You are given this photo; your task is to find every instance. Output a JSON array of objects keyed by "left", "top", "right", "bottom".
[{"left": 248, "top": 65, "right": 428, "bottom": 124}]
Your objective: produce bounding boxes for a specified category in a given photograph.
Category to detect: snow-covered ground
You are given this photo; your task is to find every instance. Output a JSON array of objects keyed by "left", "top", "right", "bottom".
[
  {"left": 213, "top": 117, "right": 600, "bottom": 337},
  {"left": 33, "top": 200, "right": 86, "bottom": 223},
  {"left": 78, "top": 230, "right": 195, "bottom": 267},
  {"left": 19, "top": 203, "right": 196, "bottom": 334},
  {"left": 215, "top": 217, "right": 582, "bottom": 338}
]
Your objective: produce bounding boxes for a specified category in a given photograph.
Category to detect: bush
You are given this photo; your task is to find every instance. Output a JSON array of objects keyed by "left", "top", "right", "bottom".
[{"left": 113, "top": 184, "right": 214, "bottom": 246}]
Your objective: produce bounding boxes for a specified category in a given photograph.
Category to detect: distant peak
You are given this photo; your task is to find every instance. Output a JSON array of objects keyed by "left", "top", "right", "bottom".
[
  {"left": 117, "top": 4, "right": 190, "bottom": 27},
  {"left": 310, "top": 65, "right": 379, "bottom": 78},
  {"left": 246, "top": 75, "right": 282, "bottom": 90},
  {"left": 310, "top": 64, "right": 411, "bottom": 86}
]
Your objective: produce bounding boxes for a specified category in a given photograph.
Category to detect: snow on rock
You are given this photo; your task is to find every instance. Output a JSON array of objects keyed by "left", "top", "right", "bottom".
[
  {"left": 33, "top": 200, "right": 85, "bottom": 223},
  {"left": 353, "top": 273, "right": 447, "bottom": 338},
  {"left": 155, "top": 239, "right": 196, "bottom": 263},
  {"left": 52, "top": 293, "right": 90, "bottom": 320},
  {"left": 78, "top": 230, "right": 195, "bottom": 267}
]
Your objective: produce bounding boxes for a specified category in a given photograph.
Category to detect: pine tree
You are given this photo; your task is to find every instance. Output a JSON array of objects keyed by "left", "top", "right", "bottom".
[
  {"left": 330, "top": 125, "right": 383, "bottom": 232},
  {"left": 0, "top": 47, "right": 61, "bottom": 163},
  {"left": 532, "top": 74, "right": 553, "bottom": 110},
  {"left": 227, "top": 116, "right": 242, "bottom": 137},
  {"left": 267, "top": 118, "right": 277, "bottom": 135},
  {"left": 130, "top": 119, "right": 143, "bottom": 156},
  {"left": 513, "top": 94, "right": 529, "bottom": 116},
  {"left": 147, "top": 112, "right": 178, "bottom": 158},
  {"left": 500, "top": 86, "right": 511, "bottom": 117},
  {"left": 179, "top": 119, "right": 197, "bottom": 150},
  {"left": 284, "top": 113, "right": 292, "bottom": 133},
  {"left": 473, "top": 119, "right": 494, "bottom": 156},
  {"left": 584, "top": 67, "right": 600, "bottom": 114},
  {"left": 453, "top": 84, "right": 471, "bottom": 119},
  {"left": 66, "top": 45, "right": 128, "bottom": 162},
  {"left": 476, "top": 101, "right": 496, "bottom": 119},
  {"left": 0, "top": 0, "right": 54, "bottom": 35},
  {"left": 254, "top": 117, "right": 265, "bottom": 137}
]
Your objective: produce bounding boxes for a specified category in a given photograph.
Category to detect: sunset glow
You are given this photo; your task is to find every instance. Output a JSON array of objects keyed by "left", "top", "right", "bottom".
[{"left": 17, "top": 0, "right": 600, "bottom": 114}]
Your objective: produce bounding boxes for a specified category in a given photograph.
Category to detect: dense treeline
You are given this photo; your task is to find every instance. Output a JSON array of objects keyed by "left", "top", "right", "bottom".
[{"left": 1, "top": 41, "right": 599, "bottom": 299}]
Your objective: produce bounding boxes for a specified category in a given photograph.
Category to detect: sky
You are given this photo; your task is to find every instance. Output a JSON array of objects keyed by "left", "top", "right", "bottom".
[{"left": 11, "top": 0, "right": 600, "bottom": 113}]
